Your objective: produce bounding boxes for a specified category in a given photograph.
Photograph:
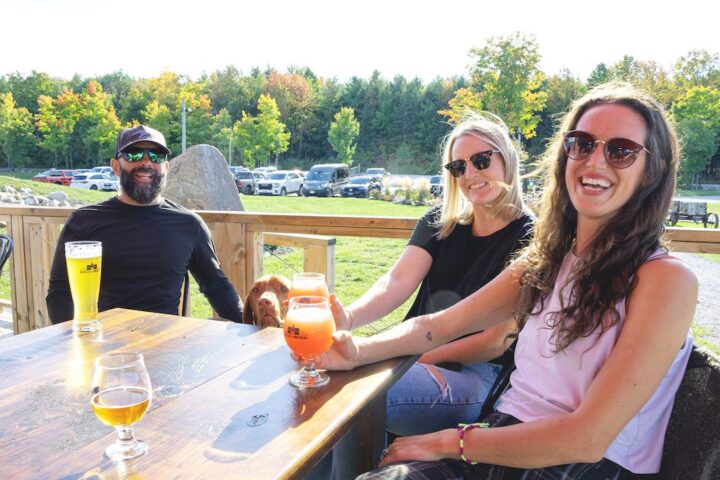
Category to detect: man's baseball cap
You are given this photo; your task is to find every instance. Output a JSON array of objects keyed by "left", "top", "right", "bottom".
[{"left": 115, "top": 125, "right": 171, "bottom": 157}]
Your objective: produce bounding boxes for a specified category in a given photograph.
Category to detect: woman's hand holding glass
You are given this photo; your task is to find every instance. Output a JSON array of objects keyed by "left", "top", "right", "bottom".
[
  {"left": 284, "top": 295, "right": 336, "bottom": 388},
  {"left": 328, "top": 293, "right": 354, "bottom": 331}
]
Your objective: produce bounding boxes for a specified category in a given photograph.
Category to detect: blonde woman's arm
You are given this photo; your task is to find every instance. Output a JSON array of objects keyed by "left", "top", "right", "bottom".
[
  {"left": 316, "top": 262, "right": 525, "bottom": 371},
  {"left": 331, "top": 245, "right": 432, "bottom": 330}
]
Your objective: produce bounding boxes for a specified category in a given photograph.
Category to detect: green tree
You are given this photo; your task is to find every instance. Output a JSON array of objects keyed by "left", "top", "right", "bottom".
[
  {"left": 672, "top": 86, "right": 720, "bottom": 185},
  {"left": 142, "top": 100, "right": 173, "bottom": 145},
  {"left": 0, "top": 92, "right": 36, "bottom": 169},
  {"left": 233, "top": 94, "right": 290, "bottom": 168},
  {"left": 210, "top": 108, "right": 234, "bottom": 162},
  {"left": 264, "top": 72, "right": 316, "bottom": 159},
  {"left": 676, "top": 117, "right": 717, "bottom": 187},
  {"left": 674, "top": 49, "right": 720, "bottom": 89},
  {"left": 587, "top": 63, "right": 610, "bottom": 87},
  {"left": 607, "top": 56, "right": 676, "bottom": 105},
  {"left": 6, "top": 71, "right": 64, "bottom": 114},
  {"left": 527, "top": 70, "right": 586, "bottom": 159},
  {"left": 468, "top": 32, "right": 547, "bottom": 139},
  {"left": 328, "top": 107, "right": 360, "bottom": 164}
]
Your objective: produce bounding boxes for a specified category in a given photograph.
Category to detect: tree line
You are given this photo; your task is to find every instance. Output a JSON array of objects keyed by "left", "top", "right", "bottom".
[{"left": 1, "top": 33, "right": 719, "bottom": 186}]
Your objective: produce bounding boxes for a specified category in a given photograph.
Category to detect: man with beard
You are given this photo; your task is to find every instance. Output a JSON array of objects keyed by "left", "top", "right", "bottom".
[{"left": 46, "top": 125, "right": 243, "bottom": 324}]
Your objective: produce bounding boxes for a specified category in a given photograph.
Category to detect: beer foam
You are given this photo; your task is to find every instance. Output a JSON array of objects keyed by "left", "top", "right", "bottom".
[{"left": 65, "top": 241, "right": 102, "bottom": 258}]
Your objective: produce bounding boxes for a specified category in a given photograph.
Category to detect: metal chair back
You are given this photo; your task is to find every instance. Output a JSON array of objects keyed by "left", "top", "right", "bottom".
[{"left": 0, "top": 234, "right": 13, "bottom": 276}]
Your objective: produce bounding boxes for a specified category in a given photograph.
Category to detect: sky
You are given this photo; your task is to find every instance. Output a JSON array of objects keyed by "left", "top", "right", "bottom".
[{"left": 3, "top": 0, "right": 718, "bottom": 83}]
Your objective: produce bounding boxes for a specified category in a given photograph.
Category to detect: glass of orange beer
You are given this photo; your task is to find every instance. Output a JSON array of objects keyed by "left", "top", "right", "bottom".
[
  {"left": 91, "top": 352, "right": 152, "bottom": 461},
  {"left": 284, "top": 295, "right": 336, "bottom": 388},
  {"left": 289, "top": 272, "right": 330, "bottom": 299}
]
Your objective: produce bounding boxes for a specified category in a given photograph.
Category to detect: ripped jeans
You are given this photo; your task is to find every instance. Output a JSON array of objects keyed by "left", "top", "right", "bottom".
[{"left": 386, "top": 361, "right": 503, "bottom": 436}]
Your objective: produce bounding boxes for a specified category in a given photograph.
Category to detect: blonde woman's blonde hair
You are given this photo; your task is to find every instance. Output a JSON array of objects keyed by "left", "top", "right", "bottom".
[{"left": 436, "top": 112, "right": 525, "bottom": 239}]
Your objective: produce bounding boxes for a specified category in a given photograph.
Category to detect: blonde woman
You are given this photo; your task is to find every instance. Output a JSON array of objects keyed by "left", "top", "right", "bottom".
[{"left": 334, "top": 113, "right": 533, "bottom": 435}]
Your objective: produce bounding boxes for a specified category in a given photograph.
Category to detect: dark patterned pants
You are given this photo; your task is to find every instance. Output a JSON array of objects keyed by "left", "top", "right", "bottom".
[{"left": 357, "top": 413, "right": 631, "bottom": 480}]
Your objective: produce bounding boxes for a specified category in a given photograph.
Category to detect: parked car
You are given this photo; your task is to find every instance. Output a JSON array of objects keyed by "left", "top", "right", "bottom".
[
  {"left": 31, "top": 169, "right": 76, "bottom": 186},
  {"left": 70, "top": 173, "right": 118, "bottom": 191},
  {"left": 252, "top": 171, "right": 266, "bottom": 182},
  {"left": 302, "top": 163, "right": 350, "bottom": 197},
  {"left": 365, "top": 167, "right": 390, "bottom": 180},
  {"left": 233, "top": 169, "right": 256, "bottom": 194},
  {"left": 91, "top": 166, "right": 115, "bottom": 177},
  {"left": 255, "top": 170, "right": 304, "bottom": 196},
  {"left": 341, "top": 176, "right": 382, "bottom": 198},
  {"left": 253, "top": 166, "right": 277, "bottom": 175},
  {"left": 429, "top": 175, "right": 443, "bottom": 197}
]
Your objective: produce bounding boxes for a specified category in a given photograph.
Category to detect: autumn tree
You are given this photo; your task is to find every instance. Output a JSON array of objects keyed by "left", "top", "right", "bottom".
[
  {"left": 438, "top": 87, "right": 483, "bottom": 125},
  {"left": 35, "top": 88, "right": 82, "bottom": 168},
  {"left": 328, "top": 107, "right": 360, "bottom": 164},
  {"left": 468, "top": 32, "right": 547, "bottom": 140}
]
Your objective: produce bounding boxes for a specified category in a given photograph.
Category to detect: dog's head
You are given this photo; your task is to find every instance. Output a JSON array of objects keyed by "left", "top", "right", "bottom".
[{"left": 243, "top": 274, "right": 291, "bottom": 328}]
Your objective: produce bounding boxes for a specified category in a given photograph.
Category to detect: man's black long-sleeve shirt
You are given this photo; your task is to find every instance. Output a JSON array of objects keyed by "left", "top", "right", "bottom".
[{"left": 46, "top": 197, "right": 243, "bottom": 323}]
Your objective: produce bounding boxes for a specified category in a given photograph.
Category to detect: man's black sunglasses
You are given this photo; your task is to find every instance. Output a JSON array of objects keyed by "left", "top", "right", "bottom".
[
  {"left": 444, "top": 150, "right": 500, "bottom": 178},
  {"left": 117, "top": 148, "right": 168, "bottom": 164}
]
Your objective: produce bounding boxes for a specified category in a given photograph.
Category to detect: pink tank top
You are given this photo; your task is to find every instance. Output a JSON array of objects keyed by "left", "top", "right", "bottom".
[{"left": 497, "top": 250, "right": 692, "bottom": 474}]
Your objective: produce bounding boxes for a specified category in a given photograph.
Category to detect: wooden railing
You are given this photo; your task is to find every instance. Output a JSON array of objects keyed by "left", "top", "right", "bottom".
[
  {"left": 0, "top": 206, "right": 417, "bottom": 333},
  {"left": 1, "top": 205, "right": 719, "bottom": 334}
]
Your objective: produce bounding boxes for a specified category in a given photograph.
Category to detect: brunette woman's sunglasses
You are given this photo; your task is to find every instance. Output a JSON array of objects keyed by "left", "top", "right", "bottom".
[
  {"left": 118, "top": 148, "right": 168, "bottom": 164},
  {"left": 444, "top": 149, "right": 500, "bottom": 178},
  {"left": 563, "top": 130, "right": 650, "bottom": 169}
]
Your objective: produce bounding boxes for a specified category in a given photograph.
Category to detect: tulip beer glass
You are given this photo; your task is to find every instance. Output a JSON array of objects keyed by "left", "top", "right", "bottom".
[
  {"left": 65, "top": 241, "right": 102, "bottom": 332},
  {"left": 284, "top": 296, "right": 336, "bottom": 388},
  {"left": 289, "top": 272, "right": 330, "bottom": 299},
  {"left": 91, "top": 352, "right": 152, "bottom": 461}
]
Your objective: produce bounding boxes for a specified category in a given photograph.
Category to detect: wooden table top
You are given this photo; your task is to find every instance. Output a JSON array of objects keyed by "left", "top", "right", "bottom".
[{"left": 0, "top": 308, "right": 414, "bottom": 479}]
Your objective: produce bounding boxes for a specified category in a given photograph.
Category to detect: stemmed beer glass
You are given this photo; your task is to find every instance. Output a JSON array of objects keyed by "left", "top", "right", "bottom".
[
  {"left": 289, "top": 272, "right": 331, "bottom": 299},
  {"left": 284, "top": 296, "right": 336, "bottom": 388},
  {"left": 91, "top": 352, "right": 152, "bottom": 461}
]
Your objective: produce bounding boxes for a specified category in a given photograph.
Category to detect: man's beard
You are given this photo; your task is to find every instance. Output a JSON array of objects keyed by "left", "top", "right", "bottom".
[{"left": 119, "top": 166, "right": 166, "bottom": 204}]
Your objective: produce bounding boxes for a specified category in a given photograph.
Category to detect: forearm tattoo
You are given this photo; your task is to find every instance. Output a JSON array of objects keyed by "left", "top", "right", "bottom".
[{"left": 426, "top": 330, "right": 432, "bottom": 341}]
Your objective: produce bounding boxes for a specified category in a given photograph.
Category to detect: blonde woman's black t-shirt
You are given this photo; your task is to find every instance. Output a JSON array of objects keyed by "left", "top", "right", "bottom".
[{"left": 406, "top": 207, "right": 533, "bottom": 366}]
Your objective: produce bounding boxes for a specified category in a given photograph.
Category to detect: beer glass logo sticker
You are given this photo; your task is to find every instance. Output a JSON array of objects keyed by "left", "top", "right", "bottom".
[
  {"left": 85, "top": 263, "right": 99, "bottom": 272},
  {"left": 246, "top": 413, "right": 269, "bottom": 427},
  {"left": 286, "top": 325, "right": 307, "bottom": 340}
]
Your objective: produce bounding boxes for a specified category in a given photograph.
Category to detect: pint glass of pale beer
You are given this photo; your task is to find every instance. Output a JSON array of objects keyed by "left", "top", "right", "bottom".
[{"left": 65, "top": 241, "right": 102, "bottom": 332}]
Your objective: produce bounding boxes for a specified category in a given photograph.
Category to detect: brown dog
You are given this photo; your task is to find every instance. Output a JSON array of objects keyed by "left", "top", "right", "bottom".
[{"left": 243, "top": 274, "right": 291, "bottom": 328}]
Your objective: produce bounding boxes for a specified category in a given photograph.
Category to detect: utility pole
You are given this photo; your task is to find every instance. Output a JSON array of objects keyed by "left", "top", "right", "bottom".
[
  {"left": 181, "top": 99, "right": 187, "bottom": 153},
  {"left": 229, "top": 136, "right": 232, "bottom": 165}
]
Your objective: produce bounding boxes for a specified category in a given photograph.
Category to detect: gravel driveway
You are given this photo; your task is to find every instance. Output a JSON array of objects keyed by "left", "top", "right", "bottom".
[{"left": 675, "top": 252, "right": 720, "bottom": 344}]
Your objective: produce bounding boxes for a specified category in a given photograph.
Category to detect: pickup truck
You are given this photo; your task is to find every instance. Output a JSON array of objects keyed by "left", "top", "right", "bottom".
[{"left": 31, "top": 169, "right": 76, "bottom": 186}]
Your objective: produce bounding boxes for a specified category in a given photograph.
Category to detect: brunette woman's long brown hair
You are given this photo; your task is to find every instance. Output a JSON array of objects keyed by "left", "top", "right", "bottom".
[{"left": 516, "top": 82, "right": 680, "bottom": 352}]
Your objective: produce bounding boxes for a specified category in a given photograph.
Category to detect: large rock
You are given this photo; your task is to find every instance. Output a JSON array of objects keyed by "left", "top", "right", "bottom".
[{"left": 164, "top": 144, "right": 244, "bottom": 211}]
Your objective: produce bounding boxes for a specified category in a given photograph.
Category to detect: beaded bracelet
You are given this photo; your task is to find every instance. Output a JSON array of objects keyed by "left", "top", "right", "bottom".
[{"left": 457, "top": 422, "right": 488, "bottom": 465}]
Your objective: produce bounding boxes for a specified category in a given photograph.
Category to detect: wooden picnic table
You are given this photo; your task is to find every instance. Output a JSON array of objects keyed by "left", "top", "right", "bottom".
[{"left": 0, "top": 308, "right": 415, "bottom": 479}]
